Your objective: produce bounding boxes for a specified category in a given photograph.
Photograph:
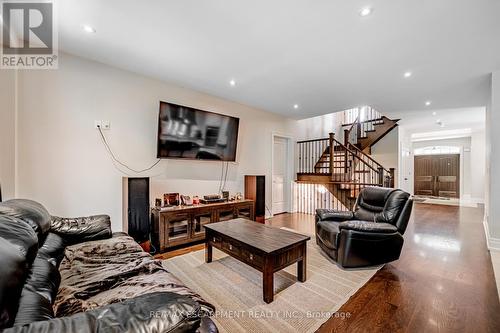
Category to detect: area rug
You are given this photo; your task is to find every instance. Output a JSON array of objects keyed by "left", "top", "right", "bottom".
[{"left": 162, "top": 239, "right": 380, "bottom": 333}]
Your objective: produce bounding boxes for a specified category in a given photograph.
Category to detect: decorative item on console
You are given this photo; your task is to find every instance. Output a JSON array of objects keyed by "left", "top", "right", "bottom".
[
  {"left": 163, "top": 193, "right": 180, "bottom": 206},
  {"left": 192, "top": 196, "right": 200, "bottom": 205},
  {"left": 181, "top": 195, "right": 193, "bottom": 206},
  {"left": 200, "top": 194, "right": 226, "bottom": 204},
  {"left": 155, "top": 198, "right": 162, "bottom": 207}
]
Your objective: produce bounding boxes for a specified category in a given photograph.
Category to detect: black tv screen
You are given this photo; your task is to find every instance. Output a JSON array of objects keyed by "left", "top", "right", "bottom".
[{"left": 157, "top": 101, "right": 240, "bottom": 161}]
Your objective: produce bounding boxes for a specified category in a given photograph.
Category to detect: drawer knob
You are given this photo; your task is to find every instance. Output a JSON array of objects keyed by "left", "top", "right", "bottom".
[
  {"left": 249, "top": 254, "right": 253, "bottom": 260},
  {"left": 229, "top": 244, "right": 233, "bottom": 250}
]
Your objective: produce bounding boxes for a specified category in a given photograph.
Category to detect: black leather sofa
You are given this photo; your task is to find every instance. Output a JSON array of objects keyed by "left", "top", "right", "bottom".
[
  {"left": 0, "top": 199, "right": 217, "bottom": 333},
  {"left": 315, "top": 187, "right": 413, "bottom": 268}
]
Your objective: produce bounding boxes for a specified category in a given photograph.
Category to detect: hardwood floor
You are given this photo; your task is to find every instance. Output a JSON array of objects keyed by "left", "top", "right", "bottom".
[
  {"left": 270, "top": 204, "right": 500, "bottom": 333},
  {"left": 158, "top": 203, "right": 500, "bottom": 332}
]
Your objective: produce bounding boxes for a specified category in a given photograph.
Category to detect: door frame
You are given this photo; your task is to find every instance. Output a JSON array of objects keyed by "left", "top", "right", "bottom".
[
  {"left": 399, "top": 141, "right": 412, "bottom": 193},
  {"left": 271, "top": 133, "right": 294, "bottom": 215},
  {"left": 413, "top": 151, "right": 463, "bottom": 198}
]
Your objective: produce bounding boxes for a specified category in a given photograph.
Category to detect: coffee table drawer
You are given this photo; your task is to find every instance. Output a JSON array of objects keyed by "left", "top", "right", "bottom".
[
  {"left": 209, "top": 235, "right": 222, "bottom": 247},
  {"left": 241, "top": 249, "right": 263, "bottom": 267},
  {"left": 222, "top": 240, "right": 241, "bottom": 256}
]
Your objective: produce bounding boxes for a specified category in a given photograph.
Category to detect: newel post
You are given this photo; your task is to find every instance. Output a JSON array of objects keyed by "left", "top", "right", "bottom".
[
  {"left": 389, "top": 168, "right": 395, "bottom": 188},
  {"left": 329, "top": 133, "right": 334, "bottom": 181},
  {"left": 377, "top": 167, "right": 384, "bottom": 186}
]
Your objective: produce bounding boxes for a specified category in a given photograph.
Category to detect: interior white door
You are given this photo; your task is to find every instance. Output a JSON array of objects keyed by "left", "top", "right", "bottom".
[
  {"left": 273, "top": 137, "right": 287, "bottom": 214},
  {"left": 400, "top": 145, "right": 412, "bottom": 193}
]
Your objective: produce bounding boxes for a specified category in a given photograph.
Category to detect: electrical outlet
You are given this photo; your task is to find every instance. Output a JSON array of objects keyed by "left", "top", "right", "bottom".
[
  {"left": 94, "top": 120, "right": 102, "bottom": 129},
  {"left": 101, "top": 120, "right": 111, "bottom": 130}
]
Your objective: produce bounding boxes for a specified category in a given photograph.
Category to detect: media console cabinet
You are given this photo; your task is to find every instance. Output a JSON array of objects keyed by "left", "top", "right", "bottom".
[{"left": 151, "top": 199, "right": 255, "bottom": 252}]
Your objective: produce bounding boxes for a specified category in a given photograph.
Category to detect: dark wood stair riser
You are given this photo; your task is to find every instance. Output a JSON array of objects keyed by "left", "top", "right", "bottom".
[{"left": 356, "top": 116, "right": 399, "bottom": 151}]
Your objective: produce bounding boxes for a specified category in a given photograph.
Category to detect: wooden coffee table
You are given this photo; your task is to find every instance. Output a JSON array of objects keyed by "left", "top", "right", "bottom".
[{"left": 204, "top": 218, "right": 310, "bottom": 303}]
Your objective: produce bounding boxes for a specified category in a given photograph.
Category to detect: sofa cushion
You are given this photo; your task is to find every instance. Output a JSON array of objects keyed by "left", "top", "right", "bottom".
[
  {"left": 25, "top": 257, "right": 61, "bottom": 304},
  {"left": 0, "top": 237, "right": 28, "bottom": 329},
  {"left": 0, "top": 199, "right": 51, "bottom": 242},
  {"left": 13, "top": 288, "right": 54, "bottom": 327},
  {"left": 7, "top": 292, "right": 203, "bottom": 333},
  {"left": 0, "top": 215, "right": 39, "bottom": 264},
  {"left": 54, "top": 235, "right": 215, "bottom": 318},
  {"left": 316, "top": 221, "right": 341, "bottom": 250},
  {"left": 50, "top": 215, "right": 112, "bottom": 245},
  {"left": 353, "top": 187, "right": 410, "bottom": 226},
  {"left": 37, "top": 232, "right": 66, "bottom": 267},
  {"left": 339, "top": 220, "right": 399, "bottom": 233},
  {"left": 316, "top": 209, "right": 354, "bottom": 222}
]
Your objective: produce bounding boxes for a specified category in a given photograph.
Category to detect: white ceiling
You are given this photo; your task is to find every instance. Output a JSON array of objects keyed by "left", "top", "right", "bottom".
[
  {"left": 389, "top": 107, "right": 485, "bottom": 135},
  {"left": 58, "top": 0, "right": 500, "bottom": 119}
]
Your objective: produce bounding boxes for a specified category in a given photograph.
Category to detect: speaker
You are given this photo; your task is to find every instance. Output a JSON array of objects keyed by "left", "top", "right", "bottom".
[
  {"left": 125, "top": 178, "right": 150, "bottom": 243},
  {"left": 244, "top": 175, "right": 265, "bottom": 223}
]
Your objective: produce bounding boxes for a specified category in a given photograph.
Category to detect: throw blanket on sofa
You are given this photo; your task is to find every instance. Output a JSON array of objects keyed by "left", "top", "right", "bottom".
[{"left": 54, "top": 235, "right": 214, "bottom": 317}]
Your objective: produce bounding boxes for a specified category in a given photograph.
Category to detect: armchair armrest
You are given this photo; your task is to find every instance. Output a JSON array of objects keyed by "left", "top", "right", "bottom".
[
  {"left": 50, "top": 215, "right": 111, "bottom": 245},
  {"left": 316, "top": 209, "right": 354, "bottom": 222},
  {"left": 339, "top": 220, "right": 398, "bottom": 233},
  {"left": 4, "top": 292, "right": 204, "bottom": 333}
]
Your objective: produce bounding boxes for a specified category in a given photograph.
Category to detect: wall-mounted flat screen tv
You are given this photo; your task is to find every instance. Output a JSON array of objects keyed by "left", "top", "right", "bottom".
[{"left": 157, "top": 101, "right": 240, "bottom": 161}]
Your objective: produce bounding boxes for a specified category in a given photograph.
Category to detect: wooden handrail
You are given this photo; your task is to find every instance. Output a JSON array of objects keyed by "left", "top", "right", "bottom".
[
  {"left": 346, "top": 116, "right": 359, "bottom": 138},
  {"left": 341, "top": 117, "right": 384, "bottom": 127},
  {"left": 347, "top": 142, "right": 391, "bottom": 174},
  {"left": 296, "top": 137, "right": 329, "bottom": 144},
  {"left": 296, "top": 181, "right": 383, "bottom": 186},
  {"left": 332, "top": 138, "right": 380, "bottom": 173}
]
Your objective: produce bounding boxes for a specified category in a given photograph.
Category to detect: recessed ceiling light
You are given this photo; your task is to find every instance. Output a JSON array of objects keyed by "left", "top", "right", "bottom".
[
  {"left": 359, "top": 7, "right": 372, "bottom": 17},
  {"left": 432, "top": 111, "right": 437, "bottom": 116},
  {"left": 293, "top": 104, "right": 299, "bottom": 109},
  {"left": 229, "top": 79, "right": 236, "bottom": 86},
  {"left": 82, "top": 25, "right": 96, "bottom": 33},
  {"left": 425, "top": 101, "right": 432, "bottom": 106},
  {"left": 404, "top": 71, "right": 412, "bottom": 78}
]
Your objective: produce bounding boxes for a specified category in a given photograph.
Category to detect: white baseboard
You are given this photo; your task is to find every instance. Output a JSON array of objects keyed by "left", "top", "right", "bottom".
[
  {"left": 483, "top": 214, "right": 500, "bottom": 251},
  {"left": 470, "top": 197, "right": 485, "bottom": 204},
  {"left": 489, "top": 238, "right": 500, "bottom": 252}
]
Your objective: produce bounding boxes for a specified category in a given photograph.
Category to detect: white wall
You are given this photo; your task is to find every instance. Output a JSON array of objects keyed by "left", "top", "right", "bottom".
[
  {"left": 471, "top": 129, "right": 486, "bottom": 201},
  {"left": 487, "top": 71, "right": 500, "bottom": 240},
  {"left": 397, "top": 126, "right": 412, "bottom": 193},
  {"left": 0, "top": 70, "right": 16, "bottom": 200},
  {"left": 16, "top": 53, "right": 297, "bottom": 231},
  {"left": 370, "top": 127, "right": 399, "bottom": 185},
  {"left": 296, "top": 112, "right": 341, "bottom": 140}
]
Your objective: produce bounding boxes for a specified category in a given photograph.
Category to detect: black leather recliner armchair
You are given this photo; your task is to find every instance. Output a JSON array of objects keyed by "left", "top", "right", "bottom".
[{"left": 315, "top": 187, "right": 413, "bottom": 268}]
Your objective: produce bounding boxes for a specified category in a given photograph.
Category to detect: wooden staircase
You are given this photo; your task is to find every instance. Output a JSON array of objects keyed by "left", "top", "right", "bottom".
[
  {"left": 297, "top": 133, "right": 394, "bottom": 210},
  {"left": 296, "top": 108, "right": 397, "bottom": 211},
  {"left": 343, "top": 114, "right": 399, "bottom": 153}
]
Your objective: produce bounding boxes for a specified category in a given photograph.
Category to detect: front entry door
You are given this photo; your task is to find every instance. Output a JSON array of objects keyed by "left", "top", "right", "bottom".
[{"left": 414, "top": 154, "right": 460, "bottom": 198}]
